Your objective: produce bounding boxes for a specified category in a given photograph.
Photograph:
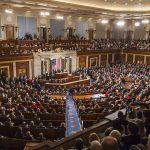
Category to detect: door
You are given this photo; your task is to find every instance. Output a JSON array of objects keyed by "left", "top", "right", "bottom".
[
  {"left": 5, "top": 25, "right": 14, "bottom": 40},
  {"left": 40, "top": 27, "right": 47, "bottom": 41}
]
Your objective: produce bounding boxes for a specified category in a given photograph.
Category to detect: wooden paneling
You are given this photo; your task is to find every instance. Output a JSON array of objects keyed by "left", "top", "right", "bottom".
[
  {"left": 108, "top": 54, "right": 112, "bottom": 64},
  {"left": 101, "top": 54, "right": 107, "bottom": 66},
  {"left": 135, "top": 55, "right": 144, "bottom": 64},
  {"left": 5, "top": 25, "right": 14, "bottom": 40},
  {"left": 79, "top": 56, "right": 86, "bottom": 68},
  {"left": 0, "top": 63, "right": 13, "bottom": 78},
  {"left": 114, "top": 54, "right": 121, "bottom": 63},
  {"left": 16, "top": 61, "right": 29, "bottom": 77},
  {"left": 146, "top": 56, "right": 150, "bottom": 65},
  {"left": 127, "top": 54, "right": 133, "bottom": 63},
  {"left": 88, "top": 55, "right": 99, "bottom": 67},
  {"left": 122, "top": 54, "right": 126, "bottom": 62},
  {"left": 0, "top": 54, "right": 33, "bottom": 62}
]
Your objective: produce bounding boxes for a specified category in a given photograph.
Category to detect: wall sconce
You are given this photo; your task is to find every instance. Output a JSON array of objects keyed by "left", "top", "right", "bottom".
[
  {"left": 48, "top": 28, "right": 50, "bottom": 32},
  {"left": 37, "top": 27, "right": 40, "bottom": 32},
  {"left": 15, "top": 26, "right": 19, "bottom": 32},
  {"left": 0, "top": 26, "right": 5, "bottom": 31},
  {"left": 86, "top": 29, "right": 96, "bottom": 33}
]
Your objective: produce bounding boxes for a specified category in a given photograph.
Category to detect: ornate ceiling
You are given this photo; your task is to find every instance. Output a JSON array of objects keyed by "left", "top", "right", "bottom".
[
  {"left": 52, "top": 0, "right": 150, "bottom": 12},
  {"left": 0, "top": 0, "right": 150, "bottom": 19}
]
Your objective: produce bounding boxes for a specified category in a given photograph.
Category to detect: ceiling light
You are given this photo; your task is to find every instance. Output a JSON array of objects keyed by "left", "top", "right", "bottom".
[
  {"left": 134, "top": 22, "right": 140, "bottom": 27},
  {"left": 5, "top": 9, "right": 13, "bottom": 14},
  {"left": 141, "top": 19, "right": 149, "bottom": 24},
  {"left": 56, "top": 16, "right": 64, "bottom": 20},
  {"left": 40, "top": 11, "right": 50, "bottom": 17},
  {"left": 116, "top": 20, "right": 125, "bottom": 27},
  {"left": 101, "top": 19, "right": 109, "bottom": 24}
]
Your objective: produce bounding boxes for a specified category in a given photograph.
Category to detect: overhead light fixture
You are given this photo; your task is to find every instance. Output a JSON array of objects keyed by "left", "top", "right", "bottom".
[
  {"left": 101, "top": 19, "right": 109, "bottom": 24},
  {"left": 141, "top": 19, "right": 149, "bottom": 24},
  {"left": 5, "top": 9, "right": 13, "bottom": 14},
  {"left": 40, "top": 11, "right": 50, "bottom": 17},
  {"left": 134, "top": 22, "right": 140, "bottom": 27},
  {"left": 116, "top": 20, "right": 125, "bottom": 27},
  {"left": 56, "top": 16, "right": 64, "bottom": 20}
]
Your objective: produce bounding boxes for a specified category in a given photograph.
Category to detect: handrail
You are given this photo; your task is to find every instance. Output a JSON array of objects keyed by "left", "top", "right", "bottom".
[{"left": 30, "top": 119, "right": 111, "bottom": 150}]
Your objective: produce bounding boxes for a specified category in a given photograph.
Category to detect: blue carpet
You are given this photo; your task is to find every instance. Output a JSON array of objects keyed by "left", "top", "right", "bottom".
[{"left": 66, "top": 94, "right": 82, "bottom": 136}]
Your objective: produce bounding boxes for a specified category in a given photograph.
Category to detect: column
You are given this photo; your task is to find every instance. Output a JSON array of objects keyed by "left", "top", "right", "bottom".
[
  {"left": 76, "top": 56, "right": 79, "bottom": 69},
  {"left": 29, "top": 61, "right": 32, "bottom": 79},
  {"left": 133, "top": 54, "right": 135, "bottom": 63},
  {"left": 13, "top": 62, "right": 16, "bottom": 77},
  {"left": 59, "top": 57, "right": 62, "bottom": 71},
  {"left": 106, "top": 54, "right": 109, "bottom": 66},
  {"left": 41, "top": 58, "right": 44, "bottom": 75},
  {"left": 86, "top": 56, "right": 89, "bottom": 68},
  {"left": 66, "top": 57, "right": 70, "bottom": 73},
  {"left": 99, "top": 54, "right": 101, "bottom": 66},
  {"left": 112, "top": 53, "right": 115, "bottom": 63},
  {"left": 125, "top": 54, "right": 128, "bottom": 62},
  {"left": 144, "top": 56, "right": 146, "bottom": 64}
]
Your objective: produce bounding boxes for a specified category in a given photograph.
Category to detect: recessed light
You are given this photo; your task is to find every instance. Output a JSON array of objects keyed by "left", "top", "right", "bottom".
[
  {"left": 5, "top": 9, "right": 13, "bottom": 14},
  {"left": 56, "top": 16, "right": 64, "bottom": 20},
  {"left": 101, "top": 19, "right": 109, "bottom": 24},
  {"left": 116, "top": 20, "right": 125, "bottom": 27},
  {"left": 134, "top": 22, "right": 140, "bottom": 27},
  {"left": 40, "top": 11, "right": 50, "bottom": 17},
  {"left": 141, "top": 19, "right": 149, "bottom": 24}
]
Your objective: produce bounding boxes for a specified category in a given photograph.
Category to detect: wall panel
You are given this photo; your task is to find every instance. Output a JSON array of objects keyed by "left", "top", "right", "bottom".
[
  {"left": 79, "top": 56, "right": 86, "bottom": 68},
  {"left": 16, "top": 61, "right": 29, "bottom": 77}
]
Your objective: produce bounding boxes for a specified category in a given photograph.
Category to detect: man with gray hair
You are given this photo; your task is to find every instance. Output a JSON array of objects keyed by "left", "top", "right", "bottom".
[{"left": 101, "top": 136, "right": 119, "bottom": 150}]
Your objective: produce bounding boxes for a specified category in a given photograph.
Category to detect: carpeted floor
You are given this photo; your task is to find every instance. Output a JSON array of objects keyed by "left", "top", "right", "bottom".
[{"left": 66, "top": 94, "right": 82, "bottom": 136}]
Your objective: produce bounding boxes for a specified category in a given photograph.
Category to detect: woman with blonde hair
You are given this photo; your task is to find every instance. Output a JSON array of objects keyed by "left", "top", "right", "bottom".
[{"left": 89, "top": 132, "right": 100, "bottom": 144}]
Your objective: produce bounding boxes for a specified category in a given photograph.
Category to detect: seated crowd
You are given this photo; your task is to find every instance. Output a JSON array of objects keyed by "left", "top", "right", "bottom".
[
  {"left": 69, "top": 108, "right": 150, "bottom": 150},
  {"left": 0, "top": 36, "right": 150, "bottom": 55},
  {"left": 0, "top": 74, "right": 66, "bottom": 141},
  {"left": 0, "top": 63, "right": 149, "bottom": 149}
]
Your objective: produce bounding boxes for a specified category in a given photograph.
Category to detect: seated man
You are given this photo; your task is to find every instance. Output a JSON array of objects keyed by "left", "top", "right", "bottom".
[
  {"left": 36, "top": 132, "right": 46, "bottom": 141},
  {"left": 120, "top": 122, "right": 141, "bottom": 150},
  {"left": 101, "top": 136, "right": 119, "bottom": 150}
]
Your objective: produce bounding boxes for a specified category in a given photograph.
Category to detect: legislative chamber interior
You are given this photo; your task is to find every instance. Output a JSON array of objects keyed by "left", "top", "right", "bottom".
[{"left": 0, "top": 0, "right": 150, "bottom": 150}]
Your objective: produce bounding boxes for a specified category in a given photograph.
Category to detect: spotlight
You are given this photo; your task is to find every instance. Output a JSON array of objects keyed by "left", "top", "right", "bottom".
[
  {"left": 56, "top": 16, "right": 64, "bottom": 20},
  {"left": 134, "top": 22, "right": 140, "bottom": 27},
  {"left": 116, "top": 20, "right": 125, "bottom": 27},
  {"left": 141, "top": 19, "right": 149, "bottom": 24},
  {"left": 101, "top": 19, "right": 109, "bottom": 24},
  {"left": 5, "top": 9, "right": 13, "bottom": 14}
]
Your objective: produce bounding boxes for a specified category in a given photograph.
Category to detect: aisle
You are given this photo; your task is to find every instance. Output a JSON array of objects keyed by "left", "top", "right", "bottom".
[{"left": 66, "top": 94, "right": 82, "bottom": 136}]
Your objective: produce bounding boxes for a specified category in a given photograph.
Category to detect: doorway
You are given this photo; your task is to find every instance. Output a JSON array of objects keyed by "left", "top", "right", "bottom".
[
  {"left": 40, "top": 27, "right": 47, "bottom": 42},
  {"left": 5, "top": 25, "right": 14, "bottom": 40}
]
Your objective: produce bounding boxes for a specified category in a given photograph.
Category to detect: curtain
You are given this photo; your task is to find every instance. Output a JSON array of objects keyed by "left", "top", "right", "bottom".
[
  {"left": 18, "top": 16, "right": 37, "bottom": 38},
  {"left": 50, "top": 19, "right": 65, "bottom": 38},
  {"left": 75, "top": 21, "right": 88, "bottom": 38}
]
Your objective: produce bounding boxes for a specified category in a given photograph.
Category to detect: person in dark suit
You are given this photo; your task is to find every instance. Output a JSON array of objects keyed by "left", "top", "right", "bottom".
[{"left": 120, "top": 122, "right": 141, "bottom": 150}]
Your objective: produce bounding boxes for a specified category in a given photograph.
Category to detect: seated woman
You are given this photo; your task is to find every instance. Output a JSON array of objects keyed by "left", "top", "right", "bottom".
[{"left": 36, "top": 132, "right": 46, "bottom": 141}]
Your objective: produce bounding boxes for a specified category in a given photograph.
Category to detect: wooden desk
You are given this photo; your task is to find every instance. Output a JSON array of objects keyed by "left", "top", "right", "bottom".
[
  {"left": 55, "top": 72, "right": 68, "bottom": 78},
  {"left": 45, "top": 79, "right": 90, "bottom": 88},
  {"left": 39, "top": 76, "right": 80, "bottom": 85}
]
